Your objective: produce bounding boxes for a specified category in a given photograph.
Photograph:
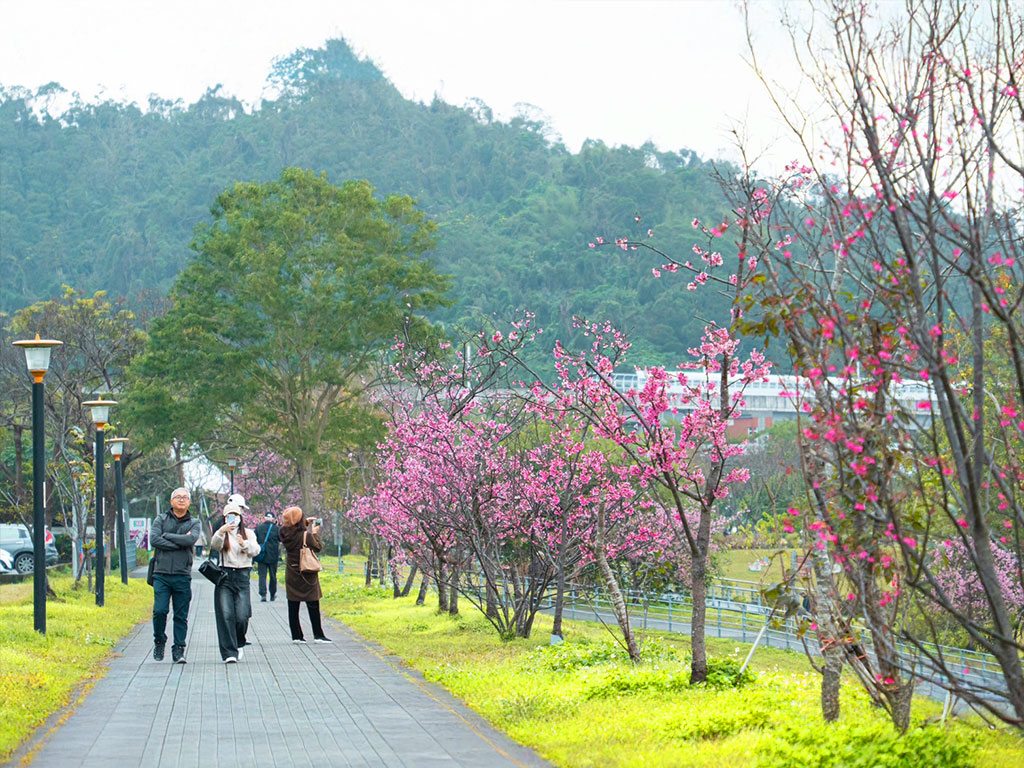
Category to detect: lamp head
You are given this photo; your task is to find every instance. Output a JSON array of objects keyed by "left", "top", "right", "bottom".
[
  {"left": 83, "top": 399, "right": 117, "bottom": 429},
  {"left": 108, "top": 437, "right": 128, "bottom": 459},
  {"left": 12, "top": 334, "right": 63, "bottom": 382},
  {"left": 227, "top": 457, "right": 238, "bottom": 470}
]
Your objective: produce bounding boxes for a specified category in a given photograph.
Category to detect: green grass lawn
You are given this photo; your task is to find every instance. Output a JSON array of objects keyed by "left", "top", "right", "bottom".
[
  {"left": 713, "top": 548, "right": 798, "bottom": 583},
  {"left": 0, "top": 572, "right": 152, "bottom": 762},
  {"left": 319, "top": 562, "right": 1024, "bottom": 768}
]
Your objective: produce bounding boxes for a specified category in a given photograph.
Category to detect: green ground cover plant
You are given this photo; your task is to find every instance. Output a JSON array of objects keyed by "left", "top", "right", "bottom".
[
  {"left": 320, "top": 569, "right": 1024, "bottom": 768},
  {"left": 0, "top": 572, "right": 152, "bottom": 762}
]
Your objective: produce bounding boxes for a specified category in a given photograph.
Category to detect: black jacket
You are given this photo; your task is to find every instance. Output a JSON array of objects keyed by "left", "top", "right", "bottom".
[
  {"left": 253, "top": 521, "right": 281, "bottom": 563},
  {"left": 151, "top": 512, "right": 201, "bottom": 576}
]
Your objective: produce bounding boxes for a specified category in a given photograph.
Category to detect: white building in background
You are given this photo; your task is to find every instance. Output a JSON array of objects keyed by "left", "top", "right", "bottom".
[{"left": 610, "top": 370, "right": 938, "bottom": 436}]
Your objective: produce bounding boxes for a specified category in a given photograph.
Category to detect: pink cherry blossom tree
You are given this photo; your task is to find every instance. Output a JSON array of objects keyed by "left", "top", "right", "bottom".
[
  {"left": 492, "top": 318, "right": 770, "bottom": 680},
  {"left": 697, "top": 0, "right": 1024, "bottom": 729}
]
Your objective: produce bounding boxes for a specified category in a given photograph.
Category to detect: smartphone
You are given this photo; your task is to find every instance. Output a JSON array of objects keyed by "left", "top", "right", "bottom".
[{"left": 312, "top": 518, "right": 323, "bottom": 526}]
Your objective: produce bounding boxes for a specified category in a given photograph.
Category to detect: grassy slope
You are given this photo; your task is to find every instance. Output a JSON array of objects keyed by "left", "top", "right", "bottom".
[
  {"left": 319, "top": 562, "right": 1023, "bottom": 768},
  {"left": 712, "top": 548, "right": 798, "bottom": 583},
  {"left": 0, "top": 573, "right": 152, "bottom": 761}
]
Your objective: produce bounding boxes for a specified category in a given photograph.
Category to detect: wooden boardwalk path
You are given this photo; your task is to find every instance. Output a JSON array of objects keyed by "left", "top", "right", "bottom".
[{"left": 20, "top": 570, "right": 548, "bottom": 768}]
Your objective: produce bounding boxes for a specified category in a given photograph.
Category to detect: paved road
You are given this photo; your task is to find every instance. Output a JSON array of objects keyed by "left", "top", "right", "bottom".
[{"left": 20, "top": 569, "right": 548, "bottom": 768}]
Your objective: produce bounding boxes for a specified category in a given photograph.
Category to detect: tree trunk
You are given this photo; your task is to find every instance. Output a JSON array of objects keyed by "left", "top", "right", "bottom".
[
  {"left": 388, "top": 547, "right": 400, "bottom": 597},
  {"left": 173, "top": 440, "right": 185, "bottom": 489},
  {"left": 485, "top": 577, "right": 499, "bottom": 618},
  {"left": 400, "top": 565, "right": 419, "bottom": 597},
  {"left": 810, "top": 535, "right": 845, "bottom": 722},
  {"left": 13, "top": 424, "right": 25, "bottom": 503},
  {"left": 689, "top": 548, "right": 709, "bottom": 682},
  {"left": 821, "top": 649, "right": 843, "bottom": 722},
  {"left": 448, "top": 568, "right": 459, "bottom": 616},
  {"left": 416, "top": 575, "right": 430, "bottom": 605},
  {"left": 552, "top": 558, "right": 567, "bottom": 639},
  {"left": 437, "top": 563, "right": 449, "bottom": 612},
  {"left": 595, "top": 503, "right": 640, "bottom": 662},
  {"left": 296, "top": 455, "right": 315, "bottom": 516},
  {"left": 863, "top": 572, "right": 914, "bottom": 732}
]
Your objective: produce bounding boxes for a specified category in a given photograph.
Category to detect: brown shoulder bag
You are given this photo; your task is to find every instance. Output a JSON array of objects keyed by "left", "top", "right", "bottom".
[{"left": 299, "top": 531, "right": 323, "bottom": 574}]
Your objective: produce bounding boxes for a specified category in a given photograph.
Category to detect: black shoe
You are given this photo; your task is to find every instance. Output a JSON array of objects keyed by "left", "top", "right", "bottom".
[
  {"left": 292, "top": 638, "right": 306, "bottom": 644},
  {"left": 314, "top": 637, "right": 333, "bottom": 644},
  {"left": 153, "top": 643, "right": 165, "bottom": 661},
  {"left": 171, "top": 645, "right": 186, "bottom": 664},
  {"left": 260, "top": 596, "right": 267, "bottom": 602},
  {"left": 270, "top": 595, "right": 276, "bottom": 602}
]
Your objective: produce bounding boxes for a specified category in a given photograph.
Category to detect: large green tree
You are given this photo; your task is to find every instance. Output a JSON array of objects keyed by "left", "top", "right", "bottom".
[{"left": 129, "top": 168, "right": 451, "bottom": 510}]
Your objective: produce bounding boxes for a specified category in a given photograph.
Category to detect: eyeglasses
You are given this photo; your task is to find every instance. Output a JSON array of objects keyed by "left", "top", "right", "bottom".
[{"left": 171, "top": 494, "right": 190, "bottom": 500}]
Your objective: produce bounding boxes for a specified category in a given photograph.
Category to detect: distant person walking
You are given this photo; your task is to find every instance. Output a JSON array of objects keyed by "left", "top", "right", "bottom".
[
  {"left": 210, "top": 502, "right": 260, "bottom": 663},
  {"left": 279, "top": 506, "right": 331, "bottom": 644},
  {"left": 150, "top": 487, "right": 201, "bottom": 664},
  {"left": 253, "top": 511, "right": 281, "bottom": 602}
]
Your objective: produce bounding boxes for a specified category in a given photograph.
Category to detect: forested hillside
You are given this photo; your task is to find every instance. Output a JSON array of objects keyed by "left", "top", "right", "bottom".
[{"left": 1, "top": 38, "right": 735, "bottom": 363}]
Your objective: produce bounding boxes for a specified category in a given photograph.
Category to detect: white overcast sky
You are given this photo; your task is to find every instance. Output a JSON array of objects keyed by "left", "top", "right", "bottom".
[{"left": 0, "top": 0, "right": 802, "bottom": 163}]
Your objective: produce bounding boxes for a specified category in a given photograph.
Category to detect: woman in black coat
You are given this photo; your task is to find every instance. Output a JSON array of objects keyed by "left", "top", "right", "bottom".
[{"left": 279, "top": 506, "right": 331, "bottom": 643}]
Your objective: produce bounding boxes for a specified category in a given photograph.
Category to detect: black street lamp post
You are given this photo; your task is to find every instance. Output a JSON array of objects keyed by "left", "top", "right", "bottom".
[
  {"left": 84, "top": 399, "right": 116, "bottom": 607},
  {"left": 12, "top": 334, "right": 63, "bottom": 635},
  {"left": 109, "top": 438, "right": 129, "bottom": 585},
  {"left": 227, "top": 457, "right": 238, "bottom": 494}
]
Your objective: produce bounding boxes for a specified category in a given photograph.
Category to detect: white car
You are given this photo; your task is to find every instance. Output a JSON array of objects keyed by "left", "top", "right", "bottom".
[{"left": 0, "top": 548, "right": 13, "bottom": 574}]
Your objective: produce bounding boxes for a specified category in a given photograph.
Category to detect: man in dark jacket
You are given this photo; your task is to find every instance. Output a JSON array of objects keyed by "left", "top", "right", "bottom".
[
  {"left": 150, "top": 487, "right": 201, "bottom": 663},
  {"left": 253, "top": 511, "right": 281, "bottom": 602}
]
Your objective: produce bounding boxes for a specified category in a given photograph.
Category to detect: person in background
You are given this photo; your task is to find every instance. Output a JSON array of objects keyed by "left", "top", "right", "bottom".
[
  {"left": 194, "top": 527, "right": 207, "bottom": 558},
  {"left": 210, "top": 502, "right": 260, "bottom": 663},
  {"left": 150, "top": 487, "right": 201, "bottom": 664},
  {"left": 279, "top": 506, "right": 331, "bottom": 644},
  {"left": 253, "top": 511, "right": 281, "bottom": 602}
]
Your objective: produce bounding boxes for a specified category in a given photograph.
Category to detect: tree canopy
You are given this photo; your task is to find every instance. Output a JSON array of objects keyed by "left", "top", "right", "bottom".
[{"left": 129, "top": 168, "right": 451, "bottom": 510}]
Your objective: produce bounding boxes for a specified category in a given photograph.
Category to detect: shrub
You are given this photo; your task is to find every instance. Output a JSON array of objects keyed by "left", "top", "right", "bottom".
[
  {"left": 661, "top": 705, "right": 774, "bottom": 740},
  {"left": 757, "top": 719, "right": 978, "bottom": 768},
  {"left": 53, "top": 534, "right": 72, "bottom": 563},
  {"left": 581, "top": 667, "right": 691, "bottom": 699},
  {"left": 698, "top": 654, "right": 757, "bottom": 690},
  {"left": 528, "top": 640, "right": 628, "bottom": 672},
  {"left": 528, "top": 636, "right": 681, "bottom": 673}
]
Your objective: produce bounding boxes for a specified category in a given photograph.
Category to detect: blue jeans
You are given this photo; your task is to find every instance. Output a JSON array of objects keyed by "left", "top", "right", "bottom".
[
  {"left": 214, "top": 568, "right": 252, "bottom": 660},
  {"left": 153, "top": 573, "right": 192, "bottom": 647}
]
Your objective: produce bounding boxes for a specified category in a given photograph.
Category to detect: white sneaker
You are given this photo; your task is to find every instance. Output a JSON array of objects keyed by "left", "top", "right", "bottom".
[
  {"left": 225, "top": 657, "right": 238, "bottom": 663},
  {"left": 293, "top": 638, "right": 306, "bottom": 644},
  {"left": 314, "top": 637, "right": 333, "bottom": 643}
]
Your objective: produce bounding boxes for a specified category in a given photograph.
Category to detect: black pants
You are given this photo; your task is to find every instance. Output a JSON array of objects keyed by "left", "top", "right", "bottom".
[
  {"left": 153, "top": 573, "right": 192, "bottom": 647},
  {"left": 214, "top": 567, "right": 252, "bottom": 660},
  {"left": 288, "top": 599, "right": 325, "bottom": 641},
  {"left": 258, "top": 561, "right": 278, "bottom": 599}
]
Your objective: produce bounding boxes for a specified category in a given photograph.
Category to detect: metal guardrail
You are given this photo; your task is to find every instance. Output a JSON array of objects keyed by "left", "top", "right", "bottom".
[{"left": 456, "top": 571, "right": 1008, "bottom": 699}]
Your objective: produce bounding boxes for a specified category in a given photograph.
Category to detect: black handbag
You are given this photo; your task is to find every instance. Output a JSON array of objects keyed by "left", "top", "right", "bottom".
[
  {"left": 198, "top": 556, "right": 227, "bottom": 586},
  {"left": 147, "top": 556, "right": 156, "bottom": 586}
]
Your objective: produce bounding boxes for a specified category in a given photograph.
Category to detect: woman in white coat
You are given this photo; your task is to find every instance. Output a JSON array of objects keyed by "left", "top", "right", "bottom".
[{"left": 210, "top": 503, "right": 260, "bottom": 662}]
